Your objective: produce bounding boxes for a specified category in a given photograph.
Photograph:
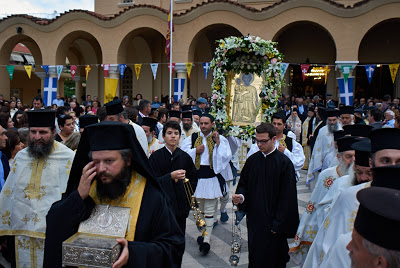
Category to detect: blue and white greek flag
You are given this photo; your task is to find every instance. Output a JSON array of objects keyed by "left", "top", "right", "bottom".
[
  {"left": 203, "top": 62, "right": 210, "bottom": 79},
  {"left": 338, "top": 77, "right": 354, "bottom": 106},
  {"left": 174, "top": 78, "right": 185, "bottom": 102},
  {"left": 43, "top": 77, "right": 57, "bottom": 106}
]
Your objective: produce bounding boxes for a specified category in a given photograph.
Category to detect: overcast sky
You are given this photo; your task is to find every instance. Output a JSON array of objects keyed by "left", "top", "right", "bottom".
[{"left": 0, "top": 0, "right": 94, "bottom": 16}]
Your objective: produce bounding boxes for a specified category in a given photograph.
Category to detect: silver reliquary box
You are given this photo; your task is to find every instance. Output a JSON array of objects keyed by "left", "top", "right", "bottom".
[{"left": 62, "top": 205, "right": 131, "bottom": 268}]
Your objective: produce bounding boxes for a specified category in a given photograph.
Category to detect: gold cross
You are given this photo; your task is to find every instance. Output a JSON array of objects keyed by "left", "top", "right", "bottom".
[
  {"left": 305, "top": 226, "right": 317, "bottom": 240},
  {"left": 22, "top": 214, "right": 30, "bottom": 224},
  {"left": 3, "top": 187, "right": 12, "bottom": 197},
  {"left": 32, "top": 214, "right": 41, "bottom": 225}
]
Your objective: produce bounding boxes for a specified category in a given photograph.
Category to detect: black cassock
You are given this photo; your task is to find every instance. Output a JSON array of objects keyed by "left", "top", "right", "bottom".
[
  {"left": 149, "top": 147, "right": 197, "bottom": 233},
  {"left": 43, "top": 183, "right": 185, "bottom": 268},
  {"left": 235, "top": 149, "right": 299, "bottom": 268}
]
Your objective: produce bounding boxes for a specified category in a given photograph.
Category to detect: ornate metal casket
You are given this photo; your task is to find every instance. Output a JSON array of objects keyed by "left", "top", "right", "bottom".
[{"left": 62, "top": 205, "right": 131, "bottom": 268}]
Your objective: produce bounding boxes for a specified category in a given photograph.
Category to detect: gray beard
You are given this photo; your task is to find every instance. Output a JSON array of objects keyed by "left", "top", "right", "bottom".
[
  {"left": 27, "top": 138, "right": 54, "bottom": 159},
  {"left": 147, "top": 135, "right": 153, "bottom": 144},
  {"left": 337, "top": 160, "right": 353, "bottom": 177},
  {"left": 327, "top": 122, "right": 340, "bottom": 133}
]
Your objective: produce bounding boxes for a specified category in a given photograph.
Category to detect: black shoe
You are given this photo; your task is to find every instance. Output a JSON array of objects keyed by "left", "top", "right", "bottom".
[
  {"left": 199, "top": 242, "right": 210, "bottom": 255},
  {"left": 197, "top": 236, "right": 204, "bottom": 245}
]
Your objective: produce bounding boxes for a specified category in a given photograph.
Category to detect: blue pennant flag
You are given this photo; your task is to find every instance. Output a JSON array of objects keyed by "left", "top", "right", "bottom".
[
  {"left": 203, "top": 62, "right": 210, "bottom": 79},
  {"left": 174, "top": 78, "right": 185, "bottom": 102},
  {"left": 43, "top": 77, "right": 57, "bottom": 106},
  {"left": 338, "top": 77, "right": 354, "bottom": 106},
  {"left": 119, "top": 64, "right": 126, "bottom": 80},
  {"left": 41, "top": 65, "right": 49, "bottom": 76},
  {"left": 364, "top": 65, "right": 375, "bottom": 84}
]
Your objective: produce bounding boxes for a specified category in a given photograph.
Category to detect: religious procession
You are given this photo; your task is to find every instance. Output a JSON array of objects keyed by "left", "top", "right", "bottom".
[{"left": 0, "top": 0, "right": 400, "bottom": 268}]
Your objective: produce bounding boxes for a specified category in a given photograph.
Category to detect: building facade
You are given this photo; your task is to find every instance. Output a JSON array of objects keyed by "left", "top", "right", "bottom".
[{"left": 0, "top": 0, "right": 399, "bottom": 105}]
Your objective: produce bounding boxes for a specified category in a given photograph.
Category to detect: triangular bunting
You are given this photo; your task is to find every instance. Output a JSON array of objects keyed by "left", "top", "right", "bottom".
[
  {"left": 364, "top": 65, "right": 376, "bottom": 84},
  {"left": 134, "top": 64, "right": 142, "bottom": 80},
  {"left": 150, "top": 63, "right": 158, "bottom": 80},
  {"left": 203, "top": 62, "right": 210, "bottom": 79},
  {"left": 168, "top": 63, "right": 175, "bottom": 74},
  {"left": 341, "top": 65, "right": 353, "bottom": 83},
  {"left": 70, "top": 65, "right": 77, "bottom": 80},
  {"left": 186, "top": 62, "right": 193, "bottom": 79},
  {"left": 300, "top": 64, "right": 310, "bottom": 81},
  {"left": 323, "top": 66, "right": 331, "bottom": 84},
  {"left": 41, "top": 65, "right": 49, "bottom": 76},
  {"left": 85, "top": 65, "right": 91, "bottom": 80},
  {"left": 6, "top": 65, "right": 14, "bottom": 80},
  {"left": 24, "top": 65, "right": 32, "bottom": 79},
  {"left": 280, "top": 63, "right": 289, "bottom": 77},
  {"left": 56, "top": 65, "right": 63, "bottom": 80},
  {"left": 119, "top": 64, "right": 126, "bottom": 80},
  {"left": 103, "top": 64, "right": 110, "bottom": 77},
  {"left": 389, "top": 64, "right": 400, "bottom": 83}
]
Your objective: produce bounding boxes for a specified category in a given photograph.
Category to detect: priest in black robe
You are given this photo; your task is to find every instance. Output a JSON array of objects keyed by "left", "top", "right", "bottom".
[
  {"left": 43, "top": 121, "right": 184, "bottom": 268},
  {"left": 149, "top": 120, "right": 197, "bottom": 233},
  {"left": 233, "top": 122, "right": 299, "bottom": 268}
]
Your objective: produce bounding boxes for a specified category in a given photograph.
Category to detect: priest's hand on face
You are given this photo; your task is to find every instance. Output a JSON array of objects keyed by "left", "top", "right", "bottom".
[
  {"left": 212, "top": 131, "right": 220, "bottom": 146},
  {"left": 171, "top": 169, "right": 186, "bottom": 183},
  {"left": 77, "top": 161, "right": 97, "bottom": 200},
  {"left": 196, "top": 144, "right": 205, "bottom": 155},
  {"left": 278, "top": 144, "right": 285, "bottom": 153},
  {"left": 112, "top": 238, "right": 129, "bottom": 268},
  {"left": 232, "top": 194, "right": 243, "bottom": 205}
]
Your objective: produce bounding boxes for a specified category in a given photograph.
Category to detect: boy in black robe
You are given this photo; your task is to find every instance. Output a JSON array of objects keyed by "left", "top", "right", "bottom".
[
  {"left": 149, "top": 121, "right": 197, "bottom": 233},
  {"left": 43, "top": 121, "right": 184, "bottom": 268},
  {"left": 233, "top": 122, "right": 299, "bottom": 268}
]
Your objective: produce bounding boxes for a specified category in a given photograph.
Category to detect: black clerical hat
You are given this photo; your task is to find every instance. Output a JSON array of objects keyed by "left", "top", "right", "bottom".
[
  {"left": 352, "top": 139, "right": 371, "bottom": 167},
  {"left": 326, "top": 108, "right": 339, "bottom": 118},
  {"left": 168, "top": 110, "right": 181, "bottom": 119},
  {"left": 201, "top": 113, "right": 215, "bottom": 122},
  {"left": 369, "top": 128, "right": 400, "bottom": 153},
  {"left": 292, "top": 108, "right": 298, "bottom": 113},
  {"left": 355, "top": 187, "right": 400, "bottom": 250},
  {"left": 26, "top": 110, "right": 56, "bottom": 128},
  {"left": 142, "top": 117, "right": 157, "bottom": 132},
  {"left": 104, "top": 99, "right": 123, "bottom": 115},
  {"left": 333, "top": 130, "right": 345, "bottom": 141},
  {"left": 339, "top": 106, "right": 354, "bottom": 115},
  {"left": 79, "top": 115, "right": 98, "bottom": 129},
  {"left": 181, "top": 105, "right": 192, "bottom": 112},
  {"left": 343, "top": 125, "right": 373, "bottom": 138},
  {"left": 336, "top": 136, "right": 357, "bottom": 152},
  {"left": 371, "top": 166, "right": 400, "bottom": 190},
  {"left": 193, "top": 110, "right": 202, "bottom": 117},
  {"left": 182, "top": 111, "right": 193, "bottom": 119},
  {"left": 85, "top": 121, "right": 131, "bottom": 151}
]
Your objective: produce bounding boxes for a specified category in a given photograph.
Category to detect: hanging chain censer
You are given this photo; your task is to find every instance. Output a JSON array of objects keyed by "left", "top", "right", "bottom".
[
  {"left": 183, "top": 178, "right": 207, "bottom": 236},
  {"left": 229, "top": 205, "right": 243, "bottom": 266}
]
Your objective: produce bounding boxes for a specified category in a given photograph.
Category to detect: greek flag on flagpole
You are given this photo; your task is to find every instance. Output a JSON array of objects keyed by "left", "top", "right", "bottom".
[
  {"left": 43, "top": 77, "right": 58, "bottom": 106},
  {"left": 337, "top": 77, "right": 354, "bottom": 106},
  {"left": 174, "top": 78, "right": 185, "bottom": 102}
]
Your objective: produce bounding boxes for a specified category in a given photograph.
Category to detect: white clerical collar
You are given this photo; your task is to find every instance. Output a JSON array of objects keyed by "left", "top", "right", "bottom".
[
  {"left": 262, "top": 147, "right": 276, "bottom": 157},
  {"left": 200, "top": 131, "right": 212, "bottom": 138},
  {"left": 139, "top": 111, "right": 147, "bottom": 118},
  {"left": 165, "top": 146, "right": 173, "bottom": 155}
]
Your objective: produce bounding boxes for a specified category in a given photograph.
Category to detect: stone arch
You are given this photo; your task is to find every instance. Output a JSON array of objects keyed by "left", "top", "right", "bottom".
[
  {"left": 188, "top": 24, "right": 242, "bottom": 98},
  {"left": 117, "top": 27, "right": 167, "bottom": 101},
  {"left": 0, "top": 34, "right": 43, "bottom": 103},
  {"left": 357, "top": 19, "right": 400, "bottom": 98},
  {"left": 55, "top": 31, "right": 103, "bottom": 103},
  {"left": 273, "top": 21, "right": 337, "bottom": 97}
]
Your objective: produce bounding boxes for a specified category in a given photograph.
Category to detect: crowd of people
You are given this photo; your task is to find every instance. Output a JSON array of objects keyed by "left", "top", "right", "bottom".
[{"left": 0, "top": 90, "right": 398, "bottom": 268}]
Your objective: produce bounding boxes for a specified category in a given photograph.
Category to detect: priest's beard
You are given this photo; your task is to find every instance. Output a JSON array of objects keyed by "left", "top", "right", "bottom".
[
  {"left": 350, "top": 171, "right": 363, "bottom": 186},
  {"left": 183, "top": 123, "right": 192, "bottom": 131},
  {"left": 147, "top": 135, "right": 153, "bottom": 144},
  {"left": 327, "top": 121, "right": 340, "bottom": 133},
  {"left": 96, "top": 164, "right": 132, "bottom": 200},
  {"left": 28, "top": 136, "right": 54, "bottom": 159},
  {"left": 337, "top": 160, "right": 354, "bottom": 177}
]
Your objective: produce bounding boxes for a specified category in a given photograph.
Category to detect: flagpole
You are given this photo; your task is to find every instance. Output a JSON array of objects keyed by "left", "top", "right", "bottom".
[{"left": 169, "top": 0, "right": 173, "bottom": 104}]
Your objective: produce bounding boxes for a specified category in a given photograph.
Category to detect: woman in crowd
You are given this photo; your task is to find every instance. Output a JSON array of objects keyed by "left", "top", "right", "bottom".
[
  {"left": 91, "top": 101, "right": 99, "bottom": 115},
  {"left": 55, "top": 115, "right": 75, "bottom": 142},
  {"left": 11, "top": 111, "right": 23, "bottom": 129},
  {"left": 132, "top": 93, "right": 143, "bottom": 107},
  {"left": 3, "top": 129, "right": 24, "bottom": 163},
  {"left": 0, "top": 113, "right": 14, "bottom": 130}
]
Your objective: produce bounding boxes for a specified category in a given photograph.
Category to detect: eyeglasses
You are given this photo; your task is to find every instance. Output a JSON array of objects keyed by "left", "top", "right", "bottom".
[{"left": 255, "top": 138, "right": 271, "bottom": 145}]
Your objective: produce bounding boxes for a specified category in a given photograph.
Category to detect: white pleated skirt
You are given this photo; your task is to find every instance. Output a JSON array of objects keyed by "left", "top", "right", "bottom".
[{"left": 194, "top": 176, "right": 226, "bottom": 199}]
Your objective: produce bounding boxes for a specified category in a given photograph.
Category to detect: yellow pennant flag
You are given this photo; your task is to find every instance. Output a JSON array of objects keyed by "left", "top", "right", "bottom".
[
  {"left": 85, "top": 65, "right": 91, "bottom": 80},
  {"left": 104, "top": 78, "right": 119, "bottom": 104},
  {"left": 186, "top": 62, "right": 193, "bottom": 79},
  {"left": 389, "top": 64, "right": 400, "bottom": 83},
  {"left": 134, "top": 64, "right": 142, "bottom": 80},
  {"left": 24, "top": 65, "right": 32, "bottom": 79},
  {"left": 323, "top": 66, "right": 331, "bottom": 84}
]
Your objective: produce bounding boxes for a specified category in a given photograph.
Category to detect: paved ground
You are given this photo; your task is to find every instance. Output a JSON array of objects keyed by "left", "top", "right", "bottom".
[{"left": 182, "top": 169, "right": 311, "bottom": 268}]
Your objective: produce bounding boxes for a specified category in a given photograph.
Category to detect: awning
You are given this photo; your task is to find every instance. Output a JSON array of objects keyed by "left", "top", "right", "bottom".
[
  {"left": 24, "top": 54, "right": 35, "bottom": 65},
  {"left": 10, "top": 53, "right": 24, "bottom": 63}
]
